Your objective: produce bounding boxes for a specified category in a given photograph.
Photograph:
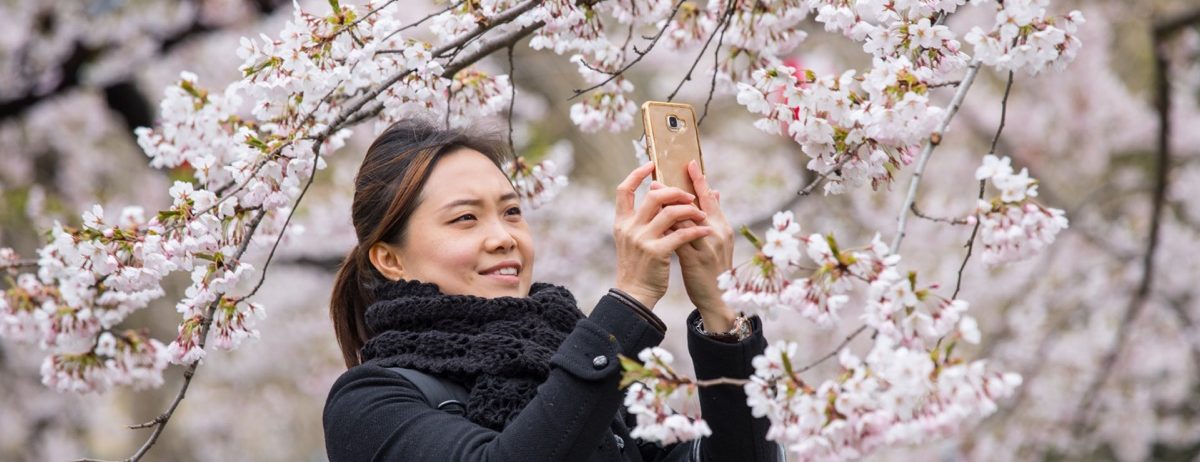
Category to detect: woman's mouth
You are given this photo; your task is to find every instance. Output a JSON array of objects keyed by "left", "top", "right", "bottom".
[{"left": 480, "top": 266, "right": 520, "bottom": 285}]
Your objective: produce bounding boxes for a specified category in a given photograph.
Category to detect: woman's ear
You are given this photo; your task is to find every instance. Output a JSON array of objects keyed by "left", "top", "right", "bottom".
[{"left": 368, "top": 242, "right": 406, "bottom": 281}]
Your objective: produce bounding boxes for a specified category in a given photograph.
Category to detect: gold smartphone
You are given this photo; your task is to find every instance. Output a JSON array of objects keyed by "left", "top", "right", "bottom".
[{"left": 641, "top": 101, "right": 705, "bottom": 198}]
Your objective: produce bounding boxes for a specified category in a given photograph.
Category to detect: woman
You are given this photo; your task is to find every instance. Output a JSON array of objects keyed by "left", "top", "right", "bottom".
[{"left": 323, "top": 119, "right": 776, "bottom": 461}]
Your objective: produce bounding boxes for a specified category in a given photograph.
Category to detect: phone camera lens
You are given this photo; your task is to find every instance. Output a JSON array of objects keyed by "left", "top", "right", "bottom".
[{"left": 667, "top": 115, "right": 680, "bottom": 129}]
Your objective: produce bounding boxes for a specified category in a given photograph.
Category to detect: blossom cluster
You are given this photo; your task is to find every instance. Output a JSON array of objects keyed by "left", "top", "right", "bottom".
[
  {"left": 743, "top": 338, "right": 1021, "bottom": 461},
  {"left": 810, "top": 0, "right": 970, "bottom": 75},
  {"left": 621, "top": 347, "right": 713, "bottom": 445},
  {"left": 733, "top": 0, "right": 1082, "bottom": 193},
  {"left": 505, "top": 157, "right": 570, "bottom": 209},
  {"left": 737, "top": 59, "right": 944, "bottom": 193},
  {"left": 969, "top": 155, "right": 1069, "bottom": 266},
  {"left": 965, "top": 0, "right": 1085, "bottom": 75}
]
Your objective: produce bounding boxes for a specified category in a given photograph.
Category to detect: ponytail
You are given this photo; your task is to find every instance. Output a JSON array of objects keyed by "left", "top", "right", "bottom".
[{"left": 330, "top": 246, "right": 376, "bottom": 368}]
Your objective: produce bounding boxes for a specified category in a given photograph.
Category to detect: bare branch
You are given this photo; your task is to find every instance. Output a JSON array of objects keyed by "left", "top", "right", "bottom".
[
  {"left": 954, "top": 70, "right": 1014, "bottom": 299},
  {"left": 988, "top": 71, "right": 1015, "bottom": 155},
  {"left": 910, "top": 202, "right": 970, "bottom": 226},
  {"left": 928, "top": 80, "right": 962, "bottom": 88},
  {"left": 695, "top": 377, "right": 751, "bottom": 387},
  {"left": 344, "top": 0, "right": 402, "bottom": 31},
  {"left": 1070, "top": 19, "right": 1181, "bottom": 437},
  {"left": 796, "top": 325, "right": 869, "bottom": 374},
  {"left": 507, "top": 44, "right": 517, "bottom": 156},
  {"left": 890, "top": 60, "right": 982, "bottom": 254},
  {"left": 0, "top": 259, "right": 39, "bottom": 271},
  {"left": 666, "top": 0, "right": 734, "bottom": 102},
  {"left": 379, "top": 0, "right": 467, "bottom": 44},
  {"left": 240, "top": 144, "right": 328, "bottom": 301},
  {"left": 570, "top": 0, "right": 687, "bottom": 100},
  {"left": 698, "top": 3, "right": 736, "bottom": 127}
]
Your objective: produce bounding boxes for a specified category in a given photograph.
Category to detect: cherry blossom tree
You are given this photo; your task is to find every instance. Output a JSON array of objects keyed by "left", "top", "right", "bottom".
[{"left": 1, "top": 0, "right": 1199, "bottom": 460}]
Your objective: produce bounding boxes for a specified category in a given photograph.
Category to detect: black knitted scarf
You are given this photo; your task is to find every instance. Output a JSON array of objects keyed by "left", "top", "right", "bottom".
[{"left": 359, "top": 279, "right": 584, "bottom": 430}]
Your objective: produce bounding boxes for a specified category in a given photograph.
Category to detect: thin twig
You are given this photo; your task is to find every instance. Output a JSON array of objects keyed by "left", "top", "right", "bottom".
[
  {"left": 0, "top": 259, "right": 39, "bottom": 271},
  {"left": 890, "top": 61, "right": 982, "bottom": 254},
  {"left": 953, "top": 70, "right": 1014, "bottom": 299},
  {"left": 988, "top": 71, "right": 1014, "bottom": 155},
  {"left": 796, "top": 144, "right": 859, "bottom": 197},
  {"left": 507, "top": 44, "right": 517, "bottom": 156},
  {"left": 570, "top": 0, "right": 687, "bottom": 100},
  {"left": 910, "top": 202, "right": 970, "bottom": 225},
  {"left": 697, "top": 3, "right": 735, "bottom": 127},
  {"left": 929, "top": 80, "right": 962, "bottom": 88},
  {"left": 796, "top": 325, "right": 869, "bottom": 374},
  {"left": 695, "top": 377, "right": 751, "bottom": 387},
  {"left": 240, "top": 145, "right": 327, "bottom": 301},
  {"left": 666, "top": 0, "right": 734, "bottom": 102},
  {"left": 344, "top": 0, "right": 402, "bottom": 31},
  {"left": 379, "top": 0, "right": 469, "bottom": 45}
]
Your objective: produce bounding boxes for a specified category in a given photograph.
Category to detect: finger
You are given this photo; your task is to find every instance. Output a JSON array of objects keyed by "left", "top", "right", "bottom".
[
  {"left": 656, "top": 225, "right": 713, "bottom": 252},
  {"left": 647, "top": 204, "right": 706, "bottom": 237},
  {"left": 687, "top": 160, "right": 726, "bottom": 220},
  {"left": 635, "top": 187, "right": 696, "bottom": 225},
  {"left": 687, "top": 160, "right": 712, "bottom": 199},
  {"left": 649, "top": 180, "right": 665, "bottom": 191},
  {"left": 616, "top": 162, "right": 656, "bottom": 219}
]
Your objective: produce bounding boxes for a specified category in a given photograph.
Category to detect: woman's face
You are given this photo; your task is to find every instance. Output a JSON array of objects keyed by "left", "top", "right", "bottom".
[{"left": 382, "top": 148, "right": 534, "bottom": 298}]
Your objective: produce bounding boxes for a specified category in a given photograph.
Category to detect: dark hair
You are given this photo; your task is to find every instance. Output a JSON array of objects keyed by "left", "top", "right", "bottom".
[{"left": 330, "top": 118, "right": 511, "bottom": 368}]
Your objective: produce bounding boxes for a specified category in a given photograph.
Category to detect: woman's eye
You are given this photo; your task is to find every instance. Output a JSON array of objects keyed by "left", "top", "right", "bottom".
[
  {"left": 452, "top": 213, "right": 476, "bottom": 223},
  {"left": 506, "top": 206, "right": 523, "bottom": 216}
]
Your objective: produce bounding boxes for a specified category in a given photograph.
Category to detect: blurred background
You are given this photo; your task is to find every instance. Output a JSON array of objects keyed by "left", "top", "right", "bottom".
[{"left": 1, "top": 0, "right": 1198, "bottom": 460}]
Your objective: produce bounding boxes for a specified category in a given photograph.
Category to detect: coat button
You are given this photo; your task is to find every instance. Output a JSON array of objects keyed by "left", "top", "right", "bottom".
[{"left": 592, "top": 355, "right": 609, "bottom": 369}]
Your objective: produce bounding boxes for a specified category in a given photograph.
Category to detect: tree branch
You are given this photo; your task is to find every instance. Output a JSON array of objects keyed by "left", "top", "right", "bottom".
[
  {"left": 74, "top": 209, "right": 269, "bottom": 462},
  {"left": 1070, "top": 15, "right": 1183, "bottom": 436},
  {"left": 570, "top": 0, "right": 687, "bottom": 100},
  {"left": 910, "top": 202, "right": 970, "bottom": 226},
  {"left": 74, "top": 2, "right": 556, "bottom": 459},
  {"left": 890, "top": 60, "right": 982, "bottom": 254},
  {"left": 507, "top": 44, "right": 517, "bottom": 156},
  {"left": 796, "top": 325, "right": 869, "bottom": 374},
  {"left": 666, "top": 0, "right": 734, "bottom": 102},
  {"left": 697, "top": 2, "right": 736, "bottom": 127},
  {"left": 953, "top": 70, "right": 1014, "bottom": 299}
]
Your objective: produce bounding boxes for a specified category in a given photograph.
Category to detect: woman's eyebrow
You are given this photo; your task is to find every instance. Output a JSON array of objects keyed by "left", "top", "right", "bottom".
[{"left": 439, "top": 192, "right": 520, "bottom": 211}]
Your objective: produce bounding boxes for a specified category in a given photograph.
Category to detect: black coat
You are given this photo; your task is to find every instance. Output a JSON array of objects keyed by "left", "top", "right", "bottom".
[{"left": 323, "top": 292, "right": 778, "bottom": 461}]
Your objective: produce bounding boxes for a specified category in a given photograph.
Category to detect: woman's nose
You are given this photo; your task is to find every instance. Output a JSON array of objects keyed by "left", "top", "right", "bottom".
[{"left": 483, "top": 219, "right": 517, "bottom": 252}]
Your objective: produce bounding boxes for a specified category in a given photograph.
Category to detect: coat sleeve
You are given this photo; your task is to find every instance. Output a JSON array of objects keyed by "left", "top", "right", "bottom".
[
  {"left": 322, "top": 293, "right": 665, "bottom": 462},
  {"left": 686, "top": 310, "right": 778, "bottom": 462}
]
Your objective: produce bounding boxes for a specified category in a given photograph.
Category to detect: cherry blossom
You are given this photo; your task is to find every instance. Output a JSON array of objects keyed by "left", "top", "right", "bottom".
[
  {"left": 621, "top": 347, "right": 712, "bottom": 445},
  {"left": 970, "top": 154, "right": 1069, "bottom": 266}
]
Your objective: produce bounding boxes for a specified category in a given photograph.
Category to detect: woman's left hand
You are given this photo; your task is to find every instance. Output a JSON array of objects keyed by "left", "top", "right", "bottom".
[{"left": 654, "top": 160, "right": 738, "bottom": 332}]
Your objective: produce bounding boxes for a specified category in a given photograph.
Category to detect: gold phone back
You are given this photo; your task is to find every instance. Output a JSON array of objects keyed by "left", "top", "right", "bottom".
[{"left": 641, "top": 101, "right": 705, "bottom": 197}]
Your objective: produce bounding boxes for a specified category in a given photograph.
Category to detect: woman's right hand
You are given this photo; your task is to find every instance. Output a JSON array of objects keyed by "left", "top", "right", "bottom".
[{"left": 612, "top": 162, "right": 713, "bottom": 310}]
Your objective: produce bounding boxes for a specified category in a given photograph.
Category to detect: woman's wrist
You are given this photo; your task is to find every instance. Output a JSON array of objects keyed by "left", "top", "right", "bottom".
[
  {"left": 608, "top": 288, "right": 667, "bottom": 334},
  {"left": 695, "top": 311, "right": 752, "bottom": 343},
  {"left": 614, "top": 284, "right": 659, "bottom": 310},
  {"left": 696, "top": 300, "right": 737, "bottom": 332}
]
